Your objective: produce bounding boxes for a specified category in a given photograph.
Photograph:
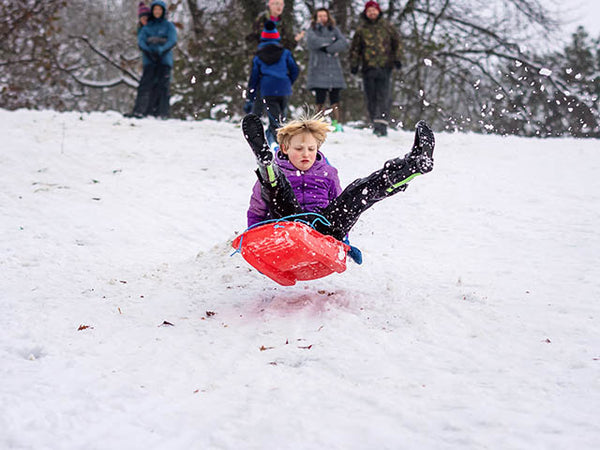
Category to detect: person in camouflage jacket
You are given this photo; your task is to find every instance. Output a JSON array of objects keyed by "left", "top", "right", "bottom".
[{"left": 350, "top": 1, "right": 402, "bottom": 136}]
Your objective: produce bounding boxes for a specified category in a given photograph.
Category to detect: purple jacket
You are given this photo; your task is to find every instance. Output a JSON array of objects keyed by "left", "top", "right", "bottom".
[{"left": 247, "top": 150, "right": 342, "bottom": 227}]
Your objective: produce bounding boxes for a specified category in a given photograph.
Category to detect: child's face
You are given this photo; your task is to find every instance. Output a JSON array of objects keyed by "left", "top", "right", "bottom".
[
  {"left": 269, "top": 0, "right": 284, "bottom": 17},
  {"left": 152, "top": 5, "right": 163, "bottom": 19},
  {"left": 139, "top": 15, "right": 148, "bottom": 26},
  {"left": 282, "top": 132, "right": 318, "bottom": 171}
]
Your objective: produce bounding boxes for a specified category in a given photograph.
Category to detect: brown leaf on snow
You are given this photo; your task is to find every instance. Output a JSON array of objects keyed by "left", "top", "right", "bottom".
[
  {"left": 298, "top": 345, "right": 313, "bottom": 350},
  {"left": 159, "top": 320, "right": 174, "bottom": 327},
  {"left": 205, "top": 311, "right": 216, "bottom": 317},
  {"left": 77, "top": 324, "right": 94, "bottom": 331},
  {"left": 543, "top": 338, "right": 551, "bottom": 343},
  {"left": 259, "top": 345, "right": 275, "bottom": 351},
  {"left": 317, "top": 290, "right": 336, "bottom": 296}
]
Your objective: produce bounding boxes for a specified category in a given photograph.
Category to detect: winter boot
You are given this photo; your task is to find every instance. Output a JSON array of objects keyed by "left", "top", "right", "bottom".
[
  {"left": 242, "top": 114, "right": 272, "bottom": 165},
  {"left": 406, "top": 120, "right": 435, "bottom": 173},
  {"left": 378, "top": 121, "right": 435, "bottom": 195},
  {"left": 373, "top": 119, "right": 388, "bottom": 137}
]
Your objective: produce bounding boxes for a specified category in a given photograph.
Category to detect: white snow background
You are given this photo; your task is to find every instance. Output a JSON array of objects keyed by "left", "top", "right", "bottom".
[{"left": 1, "top": 109, "right": 599, "bottom": 449}]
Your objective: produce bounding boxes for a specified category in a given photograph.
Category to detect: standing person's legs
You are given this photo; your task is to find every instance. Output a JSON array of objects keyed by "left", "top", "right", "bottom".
[
  {"left": 252, "top": 88, "right": 265, "bottom": 117},
  {"left": 154, "top": 64, "right": 172, "bottom": 118},
  {"left": 329, "top": 88, "right": 342, "bottom": 126},
  {"left": 362, "top": 69, "right": 378, "bottom": 125},
  {"left": 130, "top": 63, "right": 157, "bottom": 117},
  {"left": 314, "top": 88, "right": 327, "bottom": 113},
  {"left": 263, "top": 96, "right": 287, "bottom": 147},
  {"left": 280, "top": 96, "right": 289, "bottom": 124},
  {"left": 373, "top": 68, "right": 392, "bottom": 135}
]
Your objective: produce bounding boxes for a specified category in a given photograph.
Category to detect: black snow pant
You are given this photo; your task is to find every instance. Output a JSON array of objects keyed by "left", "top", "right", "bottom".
[
  {"left": 131, "top": 63, "right": 171, "bottom": 118},
  {"left": 363, "top": 67, "right": 392, "bottom": 134},
  {"left": 251, "top": 88, "right": 264, "bottom": 117},
  {"left": 131, "top": 64, "right": 156, "bottom": 117},
  {"left": 151, "top": 63, "right": 172, "bottom": 118},
  {"left": 256, "top": 156, "right": 419, "bottom": 241}
]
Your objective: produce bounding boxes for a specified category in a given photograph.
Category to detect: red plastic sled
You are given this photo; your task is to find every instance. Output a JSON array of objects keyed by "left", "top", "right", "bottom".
[{"left": 232, "top": 221, "right": 350, "bottom": 286}]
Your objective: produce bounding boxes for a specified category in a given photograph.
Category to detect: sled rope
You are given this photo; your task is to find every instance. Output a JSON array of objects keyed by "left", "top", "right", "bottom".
[{"left": 230, "top": 213, "right": 332, "bottom": 256}]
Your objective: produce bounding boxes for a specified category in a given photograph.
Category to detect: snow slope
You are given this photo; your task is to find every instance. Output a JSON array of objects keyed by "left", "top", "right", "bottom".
[{"left": 1, "top": 109, "right": 599, "bottom": 449}]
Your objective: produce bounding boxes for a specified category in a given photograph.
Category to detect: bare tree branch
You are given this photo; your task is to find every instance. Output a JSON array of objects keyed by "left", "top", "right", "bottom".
[{"left": 68, "top": 35, "right": 140, "bottom": 82}]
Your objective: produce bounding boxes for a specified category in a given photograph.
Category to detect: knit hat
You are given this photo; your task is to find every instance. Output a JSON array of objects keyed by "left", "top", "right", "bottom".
[
  {"left": 364, "top": 1, "right": 381, "bottom": 12},
  {"left": 138, "top": 2, "right": 150, "bottom": 17},
  {"left": 260, "top": 20, "right": 281, "bottom": 43}
]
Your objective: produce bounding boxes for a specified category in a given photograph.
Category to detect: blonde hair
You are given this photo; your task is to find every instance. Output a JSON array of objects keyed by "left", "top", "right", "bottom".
[{"left": 277, "top": 112, "right": 331, "bottom": 150}]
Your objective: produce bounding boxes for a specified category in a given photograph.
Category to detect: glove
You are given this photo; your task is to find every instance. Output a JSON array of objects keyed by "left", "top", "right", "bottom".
[
  {"left": 350, "top": 66, "right": 358, "bottom": 75},
  {"left": 243, "top": 100, "right": 254, "bottom": 114},
  {"left": 394, "top": 60, "right": 402, "bottom": 69},
  {"left": 343, "top": 237, "right": 363, "bottom": 264}
]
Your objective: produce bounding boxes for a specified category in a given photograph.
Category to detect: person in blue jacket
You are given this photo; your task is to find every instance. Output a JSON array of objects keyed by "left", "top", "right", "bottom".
[
  {"left": 125, "top": 2, "right": 152, "bottom": 118},
  {"left": 245, "top": 21, "right": 299, "bottom": 147},
  {"left": 137, "top": 0, "right": 177, "bottom": 118}
]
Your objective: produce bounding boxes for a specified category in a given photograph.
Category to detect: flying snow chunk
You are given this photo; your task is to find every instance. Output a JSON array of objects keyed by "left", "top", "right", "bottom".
[
  {"left": 495, "top": 94, "right": 504, "bottom": 100},
  {"left": 191, "top": 75, "right": 197, "bottom": 84},
  {"left": 424, "top": 58, "right": 432, "bottom": 66},
  {"left": 205, "top": 67, "right": 213, "bottom": 75},
  {"left": 539, "top": 68, "right": 552, "bottom": 77}
]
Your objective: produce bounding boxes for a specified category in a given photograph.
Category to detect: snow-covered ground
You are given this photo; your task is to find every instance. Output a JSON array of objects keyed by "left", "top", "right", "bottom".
[{"left": 1, "top": 109, "right": 599, "bottom": 449}]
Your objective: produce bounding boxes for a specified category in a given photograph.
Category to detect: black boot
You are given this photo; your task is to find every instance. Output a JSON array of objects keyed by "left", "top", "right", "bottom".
[
  {"left": 406, "top": 120, "right": 435, "bottom": 173},
  {"left": 242, "top": 114, "right": 272, "bottom": 166},
  {"left": 379, "top": 120, "right": 435, "bottom": 193},
  {"left": 373, "top": 120, "right": 388, "bottom": 137}
]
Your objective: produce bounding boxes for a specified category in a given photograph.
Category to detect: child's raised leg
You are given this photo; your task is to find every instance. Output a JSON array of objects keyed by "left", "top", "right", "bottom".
[
  {"left": 242, "top": 114, "right": 303, "bottom": 219},
  {"left": 317, "top": 121, "right": 435, "bottom": 240}
]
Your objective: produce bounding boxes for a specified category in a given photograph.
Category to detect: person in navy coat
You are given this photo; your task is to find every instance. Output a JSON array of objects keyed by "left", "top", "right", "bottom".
[{"left": 246, "top": 21, "right": 299, "bottom": 147}]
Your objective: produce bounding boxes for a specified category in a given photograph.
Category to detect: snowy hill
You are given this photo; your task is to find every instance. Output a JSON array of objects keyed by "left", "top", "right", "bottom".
[{"left": 1, "top": 109, "right": 599, "bottom": 449}]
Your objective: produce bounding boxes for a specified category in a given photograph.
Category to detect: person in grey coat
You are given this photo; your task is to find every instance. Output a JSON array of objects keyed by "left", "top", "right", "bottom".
[{"left": 305, "top": 8, "right": 348, "bottom": 131}]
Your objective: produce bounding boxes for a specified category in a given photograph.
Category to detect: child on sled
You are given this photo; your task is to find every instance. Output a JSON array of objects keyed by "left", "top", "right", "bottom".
[{"left": 242, "top": 112, "right": 435, "bottom": 247}]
